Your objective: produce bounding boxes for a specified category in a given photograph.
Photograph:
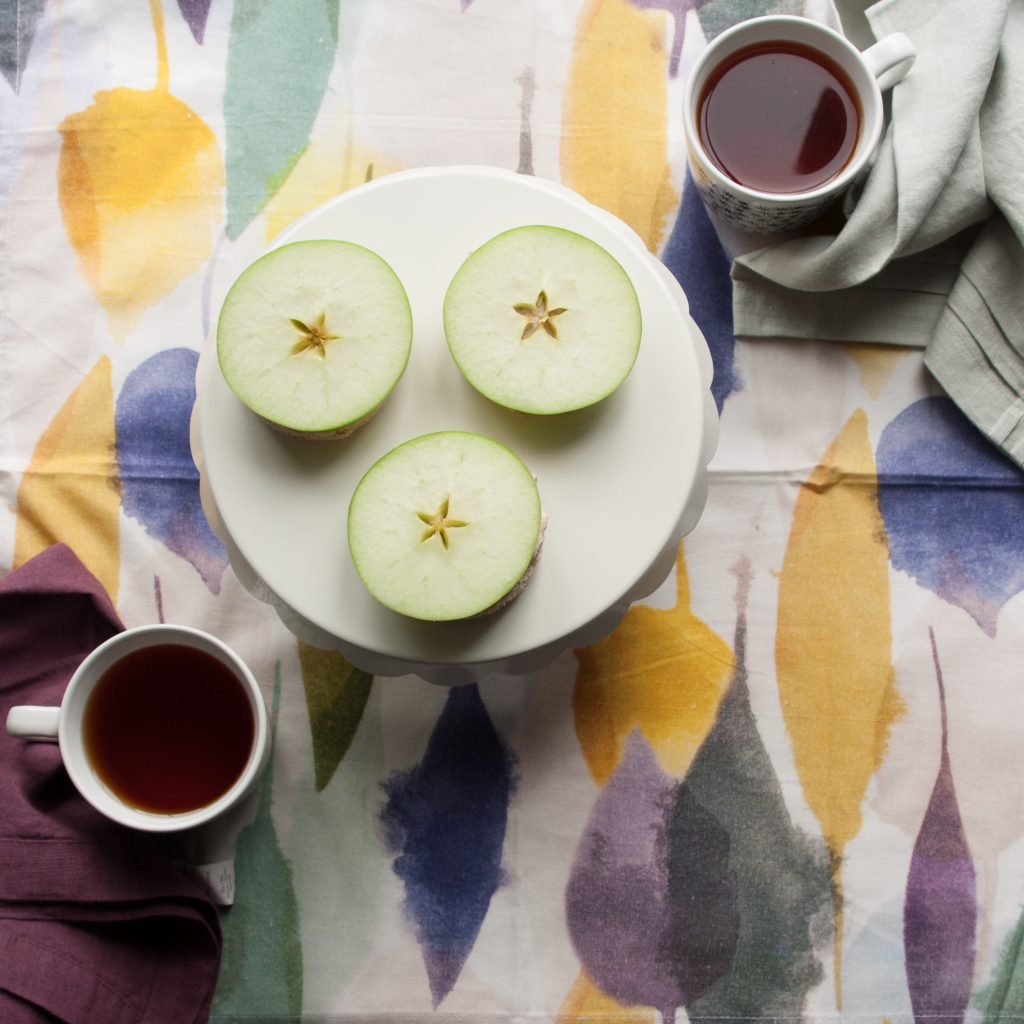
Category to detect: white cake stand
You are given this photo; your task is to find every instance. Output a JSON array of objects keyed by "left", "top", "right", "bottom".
[{"left": 191, "top": 167, "right": 718, "bottom": 685}]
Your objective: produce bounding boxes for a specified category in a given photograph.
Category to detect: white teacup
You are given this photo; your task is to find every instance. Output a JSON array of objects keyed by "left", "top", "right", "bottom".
[
  {"left": 6, "top": 624, "right": 269, "bottom": 835},
  {"left": 683, "top": 15, "right": 915, "bottom": 233}
]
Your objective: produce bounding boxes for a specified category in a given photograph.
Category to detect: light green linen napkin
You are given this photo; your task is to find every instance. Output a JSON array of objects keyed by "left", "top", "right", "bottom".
[{"left": 731, "top": 0, "right": 1024, "bottom": 466}]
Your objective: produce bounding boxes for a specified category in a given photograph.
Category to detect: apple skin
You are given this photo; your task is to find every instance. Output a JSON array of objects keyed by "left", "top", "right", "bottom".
[
  {"left": 442, "top": 225, "right": 642, "bottom": 415},
  {"left": 217, "top": 239, "right": 413, "bottom": 438},
  {"left": 347, "top": 431, "right": 543, "bottom": 622}
]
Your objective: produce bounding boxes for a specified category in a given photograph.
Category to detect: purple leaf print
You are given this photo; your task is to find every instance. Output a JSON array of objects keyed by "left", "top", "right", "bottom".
[
  {"left": 903, "top": 628, "right": 977, "bottom": 1023},
  {"left": 566, "top": 730, "right": 689, "bottom": 1022},
  {"left": 177, "top": 0, "right": 212, "bottom": 44},
  {"left": 877, "top": 396, "right": 1024, "bottom": 636},
  {"left": 516, "top": 66, "right": 536, "bottom": 176},
  {"left": 0, "top": 0, "right": 46, "bottom": 92},
  {"left": 380, "top": 685, "right": 515, "bottom": 1007},
  {"left": 115, "top": 348, "right": 228, "bottom": 593},
  {"left": 660, "top": 170, "right": 740, "bottom": 414}
]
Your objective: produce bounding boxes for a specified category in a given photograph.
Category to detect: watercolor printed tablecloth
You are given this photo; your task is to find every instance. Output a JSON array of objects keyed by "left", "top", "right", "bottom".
[{"left": 3, "top": 0, "right": 1024, "bottom": 1021}]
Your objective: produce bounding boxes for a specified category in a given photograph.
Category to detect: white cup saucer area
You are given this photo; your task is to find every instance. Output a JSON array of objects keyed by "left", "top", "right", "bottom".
[{"left": 191, "top": 166, "right": 718, "bottom": 685}]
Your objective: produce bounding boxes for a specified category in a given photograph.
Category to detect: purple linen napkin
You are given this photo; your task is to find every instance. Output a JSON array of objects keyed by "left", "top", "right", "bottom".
[{"left": 0, "top": 544, "right": 222, "bottom": 1024}]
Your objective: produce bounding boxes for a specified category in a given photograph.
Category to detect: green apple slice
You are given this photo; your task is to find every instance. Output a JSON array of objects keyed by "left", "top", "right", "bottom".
[
  {"left": 347, "top": 431, "right": 543, "bottom": 621},
  {"left": 442, "top": 225, "right": 642, "bottom": 414},
  {"left": 217, "top": 240, "right": 412, "bottom": 438}
]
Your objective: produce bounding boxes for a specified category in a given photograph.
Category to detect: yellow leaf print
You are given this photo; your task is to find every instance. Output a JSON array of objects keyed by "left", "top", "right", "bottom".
[
  {"left": 775, "top": 407, "right": 903, "bottom": 1006},
  {"left": 557, "top": 969, "right": 656, "bottom": 1024},
  {"left": 842, "top": 342, "right": 912, "bottom": 400},
  {"left": 14, "top": 357, "right": 120, "bottom": 605},
  {"left": 57, "top": 0, "right": 223, "bottom": 340},
  {"left": 561, "top": 0, "right": 678, "bottom": 252},
  {"left": 574, "top": 544, "right": 734, "bottom": 787},
  {"left": 264, "top": 130, "right": 402, "bottom": 242}
]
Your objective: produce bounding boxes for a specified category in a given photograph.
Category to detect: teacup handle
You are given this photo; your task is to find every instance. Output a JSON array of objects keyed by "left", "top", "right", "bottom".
[
  {"left": 6, "top": 705, "right": 60, "bottom": 742},
  {"left": 863, "top": 32, "right": 916, "bottom": 92}
]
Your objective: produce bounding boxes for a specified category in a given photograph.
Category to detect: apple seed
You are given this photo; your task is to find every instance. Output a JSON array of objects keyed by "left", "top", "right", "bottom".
[
  {"left": 416, "top": 495, "right": 469, "bottom": 550},
  {"left": 289, "top": 311, "right": 338, "bottom": 358},
  {"left": 513, "top": 290, "right": 567, "bottom": 341}
]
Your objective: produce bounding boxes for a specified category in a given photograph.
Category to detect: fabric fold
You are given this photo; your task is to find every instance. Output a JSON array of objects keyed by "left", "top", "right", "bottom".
[
  {"left": 0, "top": 544, "right": 222, "bottom": 1024},
  {"left": 731, "top": 0, "right": 1024, "bottom": 466}
]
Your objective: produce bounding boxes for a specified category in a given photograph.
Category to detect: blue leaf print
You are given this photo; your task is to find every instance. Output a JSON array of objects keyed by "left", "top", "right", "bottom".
[
  {"left": 660, "top": 170, "right": 741, "bottom": 414},
  {"left": 115, "top": 347, "right": 228, "bottom": 592},
  {"left": 877, "top": 396, "right": 1024, "bottom": 636},
  {"left": 380, "top": 685, "right": 515, "bottom": 1007}
]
